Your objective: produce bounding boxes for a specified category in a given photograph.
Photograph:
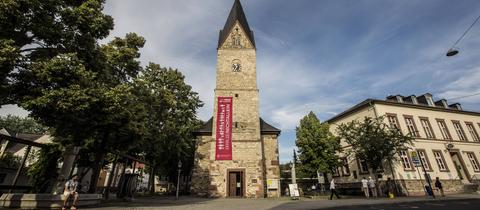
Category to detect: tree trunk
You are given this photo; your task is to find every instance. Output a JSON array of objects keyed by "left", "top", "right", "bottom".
[
  {"left": 88, "top": 152, "right": 106, "bottom": 193},
  {"left": 104, "top": 156, "right": 118, "bottom": 199},
  {"left": 88, "top": 131, "right": 109, "bottom": 193},
  {"left": 148, "top": 163, "right": 156, "bottom": 194},
  {"left": 389, "top": 160, "right": 399, "bottom": 195},
  {"left": 52, "top": 146, "right": 79, "bottom": 194}
]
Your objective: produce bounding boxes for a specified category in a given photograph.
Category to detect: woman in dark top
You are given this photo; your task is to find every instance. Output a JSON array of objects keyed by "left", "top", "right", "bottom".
[{"left": 435, "top": 177, "right": 445, "bottom": 197}]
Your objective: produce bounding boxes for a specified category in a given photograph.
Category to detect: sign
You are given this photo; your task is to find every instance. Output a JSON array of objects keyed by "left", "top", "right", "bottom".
[
  {"left": 411, "top": 151, "right": 421, "bottom": 167},
  {"left": 267, "top": 179, "right": 278, "bottom": 189},
  {"left": 317, "top": 171, "right": 325, "bottom": 184},
  {"left": 215, "top": 97, "right": 233, "bottom": 160},
  {"left": 288, "top": 184, "right": 300, "bottom": 198}
]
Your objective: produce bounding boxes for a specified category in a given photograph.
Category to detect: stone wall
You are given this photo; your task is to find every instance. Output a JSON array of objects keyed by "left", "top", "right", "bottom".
[
  {"left": 191, "top": 133, "right": 281, "bottom": 198},
  {"left": 191, "top": 135, "right": 213, "bottom": 197},
  {"left": 191, "top": 17, "right": 281, "bottom": 198},
  {"left": 394, "top": 179, "right": 470, "bottom": 196},
  {"left": 263, "top": 134, "right": 280, "bottom": 197}
]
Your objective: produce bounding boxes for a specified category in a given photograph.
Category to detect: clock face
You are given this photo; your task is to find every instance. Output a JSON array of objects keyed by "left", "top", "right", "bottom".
[{"left": 232, "top": 59, "right": 241, "bottom": 72}]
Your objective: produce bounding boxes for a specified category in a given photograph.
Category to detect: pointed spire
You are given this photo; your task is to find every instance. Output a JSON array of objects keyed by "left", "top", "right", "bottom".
[{"left": 218, "top": 0, "right": 255, "bottom": 48}]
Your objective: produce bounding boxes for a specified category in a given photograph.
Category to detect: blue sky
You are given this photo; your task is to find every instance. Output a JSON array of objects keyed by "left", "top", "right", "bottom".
[{"left": 2, "top": 0, "right": 480, "bottom": 163}]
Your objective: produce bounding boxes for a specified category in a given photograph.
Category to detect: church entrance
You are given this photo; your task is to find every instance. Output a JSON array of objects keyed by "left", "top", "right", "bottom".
[{"left": 227, "top": 170, "right": 245, "bottom": 197}]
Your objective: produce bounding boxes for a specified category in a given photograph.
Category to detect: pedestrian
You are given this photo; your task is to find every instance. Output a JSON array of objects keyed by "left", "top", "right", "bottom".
[
  {"left": 329, "top": 178, "right": 340, "bottom": 200},
  {"left": 285, "top": 187, "right": 290, "bottom": 196},
  {"left": 435, "top": 177, "right": 445, "bottom": 197},
  {"left": 386, "top": 177, "right": 395, "bottom": 198},
  {"left": 361, "top": 177, "right": 369, "bottom": 198},
  {"left": 62, "top": 174, "right": 79, "bottom": 210},
  {"left": 368, "top": 176, "right": 377, "bottom": 198}
]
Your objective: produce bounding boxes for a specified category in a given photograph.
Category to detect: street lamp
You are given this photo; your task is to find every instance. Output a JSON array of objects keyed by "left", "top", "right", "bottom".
[
  {"left": 176, "top": 160, "right": 182, "bottom": 200},
  {"left": 446, "top": 48, "right": 459, "bottom": 57},
  {"left": 445, "top": 15, "right": 480, "bottom": 57}
]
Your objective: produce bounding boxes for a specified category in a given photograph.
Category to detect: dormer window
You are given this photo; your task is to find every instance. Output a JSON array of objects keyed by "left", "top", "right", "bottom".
[
  {"left": 396, "top": 96, "right": 403, "bottom": 103},
  {"left": 426, "top": 96, "right": 434, "bottom": 107},
  {"left": 441, "top": 100, "right": 448, "bottom": 108},
  {"left": 411, "top": 96, "right": 418, "bottom": 104},
  {"left": 449, "top": 103, "right": 462, "bottom": 110}
]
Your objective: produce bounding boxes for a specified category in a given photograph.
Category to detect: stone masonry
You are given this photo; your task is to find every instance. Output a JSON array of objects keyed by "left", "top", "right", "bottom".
[{"left": 191, "top": 0, "right": 280, "bottom": 198}]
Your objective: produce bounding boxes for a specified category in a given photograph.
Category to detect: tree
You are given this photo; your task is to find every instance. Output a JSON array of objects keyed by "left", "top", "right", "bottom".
[
  {"left": 1, "top": 0, "right": 203, "bottom": 194},
  {"left": 0, "top": 114, "right": 48, "bottom": 135},
  {"left": 336, "top": 116, "right": 414, "bottom": 176},
  {"left": 296, "top": 111, "right": 341, "bottom": 177},
  {"left": 1, "top": 0, "right": 114, "bottom": 104},
  {"left": 4, "top": 11, "right": 147, "bottom": 190},
  {"left": 133, "top": 63, "right": 202, "bottom": 193}
]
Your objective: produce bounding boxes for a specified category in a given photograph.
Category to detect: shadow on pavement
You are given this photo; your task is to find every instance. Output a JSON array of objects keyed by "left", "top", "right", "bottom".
[{"left": 85, "top": 196, "right": 216, "bottom": 209}]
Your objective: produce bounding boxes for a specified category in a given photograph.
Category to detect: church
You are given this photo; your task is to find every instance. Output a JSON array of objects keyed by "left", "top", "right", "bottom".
[{"left": 191, "top": 0, "right": 281, "bottom": 198}]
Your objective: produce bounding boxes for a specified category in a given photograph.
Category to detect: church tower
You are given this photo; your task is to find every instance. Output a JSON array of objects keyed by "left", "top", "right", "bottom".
[{"left": 192, "top": 0, "right": 281, "bottom": 198}]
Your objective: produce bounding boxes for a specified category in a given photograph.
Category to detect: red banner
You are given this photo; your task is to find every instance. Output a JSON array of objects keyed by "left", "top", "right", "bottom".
[{"left": 215, "top": 97, "right": 233, "bottom": 160}]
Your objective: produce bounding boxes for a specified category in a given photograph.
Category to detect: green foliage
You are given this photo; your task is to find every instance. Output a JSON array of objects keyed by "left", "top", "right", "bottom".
[
  {"left": 279, "top": 163, "right": 292, "bottom": 180},
  {"left": 133, "top": 63, "right": 203, "bottom": 181},
  {"left": 1, "top": 0, "right": 203, "bottom": 192},
  {"left": 0, "top": 152, "right": 22, "bottom": 168},
  {"left": 27, "top": 143, "right": 62, "bottom": 193},
  {"left": 336, "top": 116, "right": 414, "bottom": 174},
  {"left": 296, "top": 111, "right": 341, "bottom": 177},
  {"left": 0, "top": 0, "right": 114, "bottom": 103},
  {"left": 0, "top": 114, "right": 48, "bottom": 135}
]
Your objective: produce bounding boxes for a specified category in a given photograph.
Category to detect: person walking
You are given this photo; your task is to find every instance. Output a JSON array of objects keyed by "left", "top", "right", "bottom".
[
  {"left": 435, "top": 177, "right": 445, "bottom": 197},
  {"left": 62, "top": 174, "right": 79, "bottom": 210},
  {"left": 329, "top": 178, "right": 340, "bottom": 200},
  {"left": 386, "top": 177, "right": 395, "bottom": 198},
  {"left": 361, "top": 177, "right": 369, "bottom": 198},
  {"left": 368, "top": 177, "right": 377, "bottom": 198}
]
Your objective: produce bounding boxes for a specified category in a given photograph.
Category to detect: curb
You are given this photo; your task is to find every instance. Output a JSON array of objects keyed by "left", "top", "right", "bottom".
[{"left": 315, "top": 197, "right": 479, "bottom": 209}]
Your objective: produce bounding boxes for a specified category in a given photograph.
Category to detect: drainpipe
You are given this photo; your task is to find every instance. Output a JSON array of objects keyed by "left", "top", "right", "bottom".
[{"left": 260, "top": 135, "right": 268, "bottom": 198}]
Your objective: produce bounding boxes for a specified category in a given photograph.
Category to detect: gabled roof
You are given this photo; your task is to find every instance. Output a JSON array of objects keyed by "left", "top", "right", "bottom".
[
  {"left": 259, "top": 118, "right": 281, "bottom": 135},
  {"left": 193, "top": 117, "right": 281, "bottom": 135},
  {"left": 6, "top": 133, "right": 46, "bottom": 153},
  {"left": 218, "top": 0, "right": 255, "bottom": 48},
  {"left": 194, "top": 117, "right": 213, "bottom": 135},
  {"left": 0, "top": 128, "right": 10, "bottom": 136}
]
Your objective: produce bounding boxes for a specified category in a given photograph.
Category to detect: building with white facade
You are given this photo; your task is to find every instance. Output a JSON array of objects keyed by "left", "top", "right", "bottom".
[{"left": 327, "top": 93, "right": 480, "bottom": 195}]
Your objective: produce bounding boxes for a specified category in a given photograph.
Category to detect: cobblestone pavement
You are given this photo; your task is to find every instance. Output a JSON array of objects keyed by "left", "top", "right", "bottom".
[{"left": 83, "top": 194, "right": 480, "bottom": 210}]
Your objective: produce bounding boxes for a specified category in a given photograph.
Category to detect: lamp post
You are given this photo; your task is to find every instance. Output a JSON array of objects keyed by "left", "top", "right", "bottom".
[
  {"left": 176, "top": 160, "right": 182, "bottom": 200},
  {"left": 446, "top": 14, "right": 480, "bottom": 57}
]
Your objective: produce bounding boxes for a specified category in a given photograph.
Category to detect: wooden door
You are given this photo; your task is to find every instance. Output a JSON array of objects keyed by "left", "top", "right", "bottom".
[{"left": 229, "top": 172, "right": 237, "bottom": 196}]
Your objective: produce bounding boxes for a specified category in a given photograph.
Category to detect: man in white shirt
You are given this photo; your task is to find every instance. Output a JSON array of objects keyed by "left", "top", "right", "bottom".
[
  {"left": 329, "top": 178, "right": 340, "bottom": 200},
  {"left": 361, "top": 177, "right": 369, "bottom": 198},
  {"left": 368, "top": 177, "right": 377, "bottom": 198},
  {"left": 62, "top": 174, "right": 79, "bottom": 210}
]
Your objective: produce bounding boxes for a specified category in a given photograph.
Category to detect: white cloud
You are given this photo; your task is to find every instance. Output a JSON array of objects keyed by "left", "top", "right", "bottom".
[
  {"left": 270, "top": 100, "right": 351, "bottom": 130},
  {"left": 0, "top": 105, "right": 29, "bottom": 117},
  {"left": 103, "top": 0, "right": 233, "bottom": 121},
  {"left": 437, "top": 67, "right": 480, "bottom": 103},
  {"left": 279, "top": 145, "right": 298, "bottom": 163}
]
